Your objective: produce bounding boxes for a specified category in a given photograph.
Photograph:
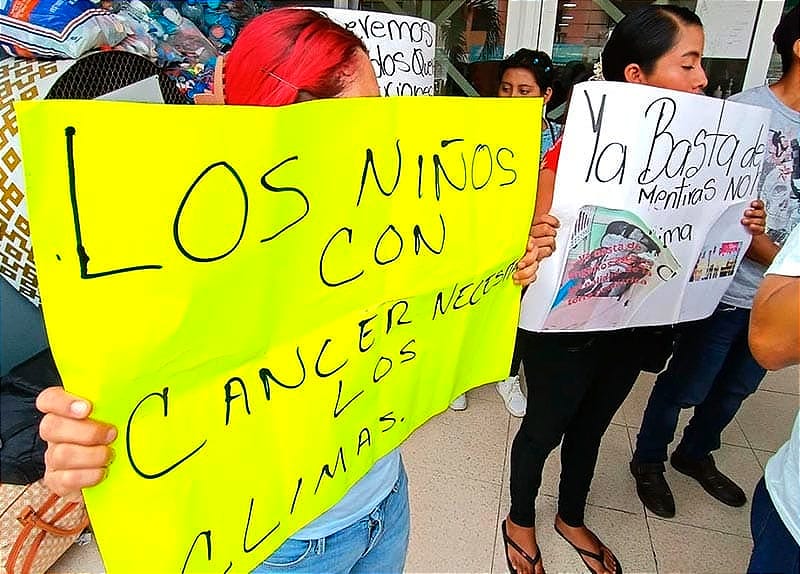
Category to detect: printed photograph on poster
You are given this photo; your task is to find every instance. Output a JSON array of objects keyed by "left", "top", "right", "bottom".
[
  {"left": 678, "top": 203, "right": 754, "bottom": 323},
  {"left": 763, "top": 126, "right": 800, "bottom": 245},
  {"left": 543, "top": 206, "right": 680, "bottom": 330},
  {"left": 689, "top": 241, "right": 742, "bottom": 282}
]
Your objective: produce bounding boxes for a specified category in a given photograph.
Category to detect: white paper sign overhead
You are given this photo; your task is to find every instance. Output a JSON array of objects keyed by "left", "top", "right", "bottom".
[
  {"left": 318, "top": 8, "right": 436, "bottom": 96},
  {"left": 95, "top": 76, "right": 164, "bottom": 103},
  {"left": 519, "top": 82, "right": 771, "bottom": 332},
  {"left": 695, "top": 0, "right": 758, "bottom": 59}
]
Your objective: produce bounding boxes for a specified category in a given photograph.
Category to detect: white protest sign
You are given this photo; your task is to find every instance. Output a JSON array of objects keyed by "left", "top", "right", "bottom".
[
  {"left": 318, "top": 8, "right": 436, "bottom": 96},
  {"left": 520, "top": 82, "right": 771, "bottom": 332}
]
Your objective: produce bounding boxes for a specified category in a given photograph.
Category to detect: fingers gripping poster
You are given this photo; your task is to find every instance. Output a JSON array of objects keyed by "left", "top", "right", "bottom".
[
  {"left": 15, "top": 96, "right": 540, "bottom": 573},
  {"left": 521, "top": 82, "right": 771, "bottom": 331}
]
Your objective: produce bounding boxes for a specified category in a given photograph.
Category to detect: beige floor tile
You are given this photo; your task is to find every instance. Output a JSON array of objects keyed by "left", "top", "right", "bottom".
[
  {"left": 737, "top": 390, "right": 798, "bottom": 452},
  {"left": 403, "top": 398, "right": 510, "bottom": 484},
  {"left": 753, "top": 449, "right": 775, "bottom": 471},
  {"left": 584, "top": 424, "right": 639, "bottom": 513},
  {"left": 719, "top": 418, "right": 750, "bottom": 448},
  {"left": 403, "top": 393, "right": 509, "bottom": 485},
  {"left": 645, "top": 444, "right": 762, "bottom": 538},
  {"left": 758, "top": 365, "right": 799, "bottom": 396},
  {"left": 49, "top": 537, "right": 105, "bottom": 574},
  {"left": 531, "top": 424, "right": 641, "bottom": 514},
  {"left": 452, "top": 379, "right": 514, "bottom": 409},
  {"left": 404, "top": 465, "right": 501, "bottom": 574},
  {"left": 648, "top": 518, "right": 751, "bottom": 573},
  {"left": 577, "top": 504, "right": 656, "bottom": 574},
  {"left": 492, "top": 493, "right": 655, "bottom": 574},
  {"left": 611, "top": 406, "right": 626, "bottom": 427},
  {"left": 466, "top": 380, "right": 507, "bottom": 404},
  {"left": 508, "top": 412, "right": 522, "bottom": 438}
]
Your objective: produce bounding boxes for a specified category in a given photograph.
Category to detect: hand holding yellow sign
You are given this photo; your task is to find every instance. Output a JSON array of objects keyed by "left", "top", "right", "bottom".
[{"left": 16, "top": 96, "right": 540, "bottom": 573}]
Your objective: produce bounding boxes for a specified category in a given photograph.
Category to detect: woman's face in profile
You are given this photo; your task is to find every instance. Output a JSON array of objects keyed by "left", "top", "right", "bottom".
[
  {"left": 498, "top": 67, "right": 547, "bottom": 99},
  {"left": 637, "top": 23, "right": 708, "bottom": 94}
]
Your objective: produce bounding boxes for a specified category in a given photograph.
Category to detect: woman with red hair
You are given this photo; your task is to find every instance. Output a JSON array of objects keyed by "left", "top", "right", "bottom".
[
  {"left": 34, "top": 8, "right": 541, "bottom": 574},
  {"left": 223, "top": 8, "right": 379, "bottom": 107},
  {"left": 35, "top": 11, "right": 409, "bottom": 573}
]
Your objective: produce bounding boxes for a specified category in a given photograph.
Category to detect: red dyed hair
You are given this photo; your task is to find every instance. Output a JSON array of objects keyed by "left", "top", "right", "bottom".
[{"left": 224, "top": 8, "right": 368, "bottom": 106}]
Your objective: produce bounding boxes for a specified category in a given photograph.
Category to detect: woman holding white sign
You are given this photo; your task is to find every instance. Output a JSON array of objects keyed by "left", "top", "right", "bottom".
[{"left": 502, "top": 6, "right": 766, "bottom": 574}]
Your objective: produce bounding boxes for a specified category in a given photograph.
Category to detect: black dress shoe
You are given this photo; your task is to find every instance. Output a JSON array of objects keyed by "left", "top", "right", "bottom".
[
  {"left": 630, "top": 460, "right": 676, "bottom": 518},
  {"left": 670, "top": 452, "right": 746, "bottom": 507}
]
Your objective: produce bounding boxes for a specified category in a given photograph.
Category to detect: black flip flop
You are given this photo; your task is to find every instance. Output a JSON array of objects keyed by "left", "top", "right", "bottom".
[
  {"left": 555, "top": 522, "right": 622, "bottom": 574},
  {"left": 501, "top": 519, "right": 541, "bottom": 574}
]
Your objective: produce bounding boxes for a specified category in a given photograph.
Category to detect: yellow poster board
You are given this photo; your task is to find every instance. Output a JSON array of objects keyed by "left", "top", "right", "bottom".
[{"left": 16, "top": 96, "right": 541, "bottom": 573}]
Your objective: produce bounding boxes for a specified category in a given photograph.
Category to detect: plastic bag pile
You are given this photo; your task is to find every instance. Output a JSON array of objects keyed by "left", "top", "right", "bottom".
[{"left": 0, "top": 0, "right": 275, "bottom": 102}]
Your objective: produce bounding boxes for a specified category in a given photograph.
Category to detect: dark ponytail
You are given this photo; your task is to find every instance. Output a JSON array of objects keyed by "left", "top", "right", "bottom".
[{"left": 601, "top": 5, "right": 702, "bottom": 82}]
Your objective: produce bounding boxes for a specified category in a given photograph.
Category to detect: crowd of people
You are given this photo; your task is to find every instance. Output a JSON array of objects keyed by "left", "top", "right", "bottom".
[{"left": 32, "top": 3, "right": 799, "bottom": 574}]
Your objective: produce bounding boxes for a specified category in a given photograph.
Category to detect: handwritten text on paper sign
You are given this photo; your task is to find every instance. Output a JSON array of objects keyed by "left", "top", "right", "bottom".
[{"left": 16, "top": 96, "right": 542, "bottom": 573}]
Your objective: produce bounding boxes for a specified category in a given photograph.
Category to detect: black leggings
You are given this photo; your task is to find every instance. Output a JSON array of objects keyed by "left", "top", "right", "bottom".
[
  {"left": 508, "top": 328, "right": 525, "bottom": 377},
  {"left": 509, "top": 330, "right": 645, "bottom": 527}
]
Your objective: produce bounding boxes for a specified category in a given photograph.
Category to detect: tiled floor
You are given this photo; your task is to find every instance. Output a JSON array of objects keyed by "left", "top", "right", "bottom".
[{"left": 50, "top": 366, "right": 799, "bottom": 573}]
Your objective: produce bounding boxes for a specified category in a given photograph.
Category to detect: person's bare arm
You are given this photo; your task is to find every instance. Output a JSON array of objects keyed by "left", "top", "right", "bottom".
[
  {"left": 745, "top": 234, "right": 780, "bottom": 266},
  {"left": 749, "top": 274, "right": 800, "bottom": 370},
  {"left": 533, "top": 168, "right": 556, "bottom": 219}
]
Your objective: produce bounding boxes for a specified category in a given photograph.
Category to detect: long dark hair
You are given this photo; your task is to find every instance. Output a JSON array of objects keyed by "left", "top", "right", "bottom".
[
  {"left": 601, "top": 5, "right": 702, "bottom": 83},
  {"left": 773, "top": 4, "right": 800, "bottom": 74}
]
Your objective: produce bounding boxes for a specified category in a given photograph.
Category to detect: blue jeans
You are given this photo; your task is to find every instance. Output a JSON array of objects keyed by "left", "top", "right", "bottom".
[
  {"left": 748, "top": 477, "right": 800, "bottom": 573},
  {"left": 633, "top": 304, "right": 766, "bottom": 463},
  {"left": 251, "top": 465, "right": 409, "bottom": 574}
]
